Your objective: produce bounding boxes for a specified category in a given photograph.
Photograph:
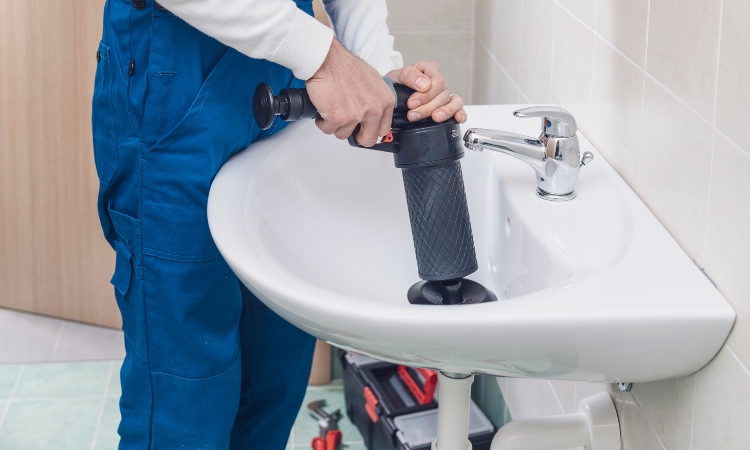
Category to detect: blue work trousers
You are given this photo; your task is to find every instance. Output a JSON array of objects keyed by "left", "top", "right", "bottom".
[{"left": 91, "top": 1, "right": 317, "bottom": 448}]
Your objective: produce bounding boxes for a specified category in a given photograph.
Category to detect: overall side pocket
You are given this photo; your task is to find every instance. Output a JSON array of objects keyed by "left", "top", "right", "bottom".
[
  {"left": 108, "top": 203, "right": 148, "bottom": 361},
  {"left": 92, "top": 41, "right": 118, "bottom": 185}
]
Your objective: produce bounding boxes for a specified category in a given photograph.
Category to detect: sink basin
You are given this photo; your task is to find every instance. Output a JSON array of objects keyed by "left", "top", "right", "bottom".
[{"left": 208, "top": 105, "right": 734, "bottom": 382}]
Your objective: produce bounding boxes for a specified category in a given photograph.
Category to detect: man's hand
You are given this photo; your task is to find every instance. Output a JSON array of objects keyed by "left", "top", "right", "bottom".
[
  {"left": 387, "top": 61, "right": 467, "bottom": 124},
  {"left": 306, "top": 41, "right": 467, "bottom": 147},
  {"left": 306, "top": 39, "right": 395, "bottom": 148}
]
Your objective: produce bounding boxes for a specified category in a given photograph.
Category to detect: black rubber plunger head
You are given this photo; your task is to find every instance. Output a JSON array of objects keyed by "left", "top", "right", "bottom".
[
  {"left": 253, "top": 83, "right": 277, "bottom": 130},
  {"left": 408, "top": 278, "right": 497, "bottom": 305},
  {"left": 253, "top": 82, "right": 318, "bottom": 130}
]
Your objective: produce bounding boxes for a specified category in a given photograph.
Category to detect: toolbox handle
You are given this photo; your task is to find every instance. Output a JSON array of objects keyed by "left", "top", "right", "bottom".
[
  {"left": 363, "top": 386, "right": 380, "bottom": 423},
  {"left": 397, "top": 366, "right": 438, "bottom": 405}
]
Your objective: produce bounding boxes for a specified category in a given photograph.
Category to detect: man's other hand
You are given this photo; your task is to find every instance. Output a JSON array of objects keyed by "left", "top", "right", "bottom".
[
  {"left": 387, "top": 61, "right": 467, "bottom": 124},
  {"left": 306, "top": 39, "right": 395, "bottom": 148}
]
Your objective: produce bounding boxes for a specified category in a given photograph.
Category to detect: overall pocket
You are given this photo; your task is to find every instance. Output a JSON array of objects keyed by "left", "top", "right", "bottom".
[
  {"left": 108, "top": 204, "right": 148, "bottom": 361},
  {"left": 141, "top": 46, "right": 232, "bottom": 152},
  {"left": 92, "top": 41, "right": 118, "bottom": 185}
]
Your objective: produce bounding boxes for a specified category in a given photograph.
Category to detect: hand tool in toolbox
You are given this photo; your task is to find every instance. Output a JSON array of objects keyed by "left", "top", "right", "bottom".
[{"left": 307, "top": 400, "right": 344, "bottom": 450}]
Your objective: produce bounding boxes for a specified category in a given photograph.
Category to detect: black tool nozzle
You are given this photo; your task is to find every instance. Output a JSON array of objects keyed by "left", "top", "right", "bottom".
[{"left": 253, "top": 82, "right": 317, "bottom": 130}]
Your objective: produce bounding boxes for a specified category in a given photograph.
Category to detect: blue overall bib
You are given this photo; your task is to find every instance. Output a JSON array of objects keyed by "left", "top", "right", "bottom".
[{"left": 91, "top": 1, "right": 316, "bottom": 448}]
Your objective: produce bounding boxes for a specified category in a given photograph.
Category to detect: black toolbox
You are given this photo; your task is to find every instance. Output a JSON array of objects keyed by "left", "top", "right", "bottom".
[{"left": 339, "top": 350, "right": 495, "bottom": 450}]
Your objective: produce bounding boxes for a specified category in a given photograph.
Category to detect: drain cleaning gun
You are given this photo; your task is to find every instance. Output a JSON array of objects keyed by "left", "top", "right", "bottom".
[{"left": 253, "top": 78, "right": 495, "bottom": 305}]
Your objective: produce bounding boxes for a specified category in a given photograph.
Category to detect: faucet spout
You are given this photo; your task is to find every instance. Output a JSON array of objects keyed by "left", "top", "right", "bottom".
[{"left": 463, "top": 128, "right": 546, "bottom": 171}]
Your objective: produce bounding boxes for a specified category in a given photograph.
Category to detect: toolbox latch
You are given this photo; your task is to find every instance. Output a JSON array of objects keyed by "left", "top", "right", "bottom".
[{"left": 363, "top": 386, "right": 380, "bottom": 423}]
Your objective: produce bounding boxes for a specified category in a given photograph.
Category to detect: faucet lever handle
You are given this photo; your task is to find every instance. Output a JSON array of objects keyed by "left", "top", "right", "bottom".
[{"left": 513, "top": 106, "right": 577, "bottom": 138}]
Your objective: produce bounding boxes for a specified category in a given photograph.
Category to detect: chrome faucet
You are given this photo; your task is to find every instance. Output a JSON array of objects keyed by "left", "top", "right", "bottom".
[{"left": 463, "top": 106, "right": 594, "bottom": 201}]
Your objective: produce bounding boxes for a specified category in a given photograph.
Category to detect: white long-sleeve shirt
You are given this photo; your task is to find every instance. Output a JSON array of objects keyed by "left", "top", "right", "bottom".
[{"left": 154, "top": 0, "right": 403, "bottom": 80}]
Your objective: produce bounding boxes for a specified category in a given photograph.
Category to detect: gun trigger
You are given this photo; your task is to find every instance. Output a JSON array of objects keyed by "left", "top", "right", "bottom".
[{"left": 381, "top": 131, "right": 394, "bottom": 143}]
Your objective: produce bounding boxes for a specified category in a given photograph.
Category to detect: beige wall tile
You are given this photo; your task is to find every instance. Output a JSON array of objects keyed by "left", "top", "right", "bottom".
[
  {"left": 494, "top": 0, "right": 524, "bottom": 81},
  {"left": 631, "top": 376, "right": 696, "bottom": 450},
  {"left": 519, "top": 0, "right": 555, "bottom": 103},
  {"left": 646, "top": 0, "right": 721, "bottom": 119},
  {"left": 586, "top": 38, "right": 645, "bottom": 190},
  {"left": 385, "top": 0, "right": 473, "bottom": 33},
  {"left": 473, "top": 38, "right": 494, "bottom": 104},
  {"left": 714, "top": 0, "right": 750, "bottom": 147},
  {"left": 692, "top": 347, "right": 750, "bottom": 450},
  {"left": 638, "top": 79, "right": 712, "bottom": 264},
  {"left": 704, "top": 135, "right": 750, "bottom": 367},
  {"left": 475, "top": 0, "right": 497, "bottom": 53},
  {"left": 492, "top": 62, "right": 520, "bottom": 104},
  {"left": 557, "top": 0, "right": 597, "bottom": 29},
  {"left": 500, "top": 378, "right": 566, "bottom": 419},
  {"left": 595, "top": 0, "right": 649, "bottom": 68},
  {"left": 619, "top": 392, "right": 667, "bottom": 450},
  {"left": 549, "top": 379, "right": 577, "bottom": 413},
  {"left": 392, "top": 32, "right": 473, "bottom": 101},
  {"left": 551, "top": 5, "right": 595, "bottom": 133}
]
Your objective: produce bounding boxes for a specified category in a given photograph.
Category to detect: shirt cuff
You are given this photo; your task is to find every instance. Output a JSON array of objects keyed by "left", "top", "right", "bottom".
[
  {"left": 366, "top": 53, "right": 402, "bottom": 76},
  {"left": 268, "top": 9, "right": 335, "bottom": 80}
]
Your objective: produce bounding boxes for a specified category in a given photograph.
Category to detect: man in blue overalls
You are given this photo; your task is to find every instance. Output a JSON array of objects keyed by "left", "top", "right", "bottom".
[{"left": 91, "top": 0, "right": 466, "bottom": 448}]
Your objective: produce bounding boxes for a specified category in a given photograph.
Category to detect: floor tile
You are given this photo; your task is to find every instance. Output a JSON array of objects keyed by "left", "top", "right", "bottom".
[
  {"left": 92, "top": 397, "right": 120, "bottom": 450},
  {"left": 294, "top": 386, "right": 363, "bottom": 445},
  {"left": 0, "top": 309, "right": 61, "bottom": 364},
  {"left": 0, "top": 398, "right": 100, "bottom": 449},
  {"left": 0, "top": 365, "right": 21, "bottom": 400},
  {"left": 0, "top": 308, "right": 125, "bottom": 365},
  {"left": 15, "top": 362, "right": 110, "bottom": 399},
  {"left": 107, "top": 360, "right": 122, "bottom": 397},
  {"left": 286, "top": 429, "right": 294, "bottom": 449},
  {"left": 51, "top": 321, "right": 125, "bottom": 362}
]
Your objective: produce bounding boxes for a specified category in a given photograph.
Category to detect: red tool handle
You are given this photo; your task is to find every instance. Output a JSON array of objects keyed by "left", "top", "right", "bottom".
[
  {"left": 397, "top": 366, "right": 438, "bottom": 405},
  {"left": 326, "top": 430, "right": 342, "bottom": 450},
  {"left": 311, "top": 437, "right": 325, "bottom": 450},
  {"left": 364, "top": 386, "right": 380, "bottom": 423}
]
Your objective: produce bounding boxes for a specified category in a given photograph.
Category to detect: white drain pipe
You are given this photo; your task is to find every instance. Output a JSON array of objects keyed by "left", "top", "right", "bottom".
[
  {"left": 432, "top": 372, "right": 475, "bottom": 450},
  {"left": 490, "top": 391, "right": 621, "bottom": 450}
]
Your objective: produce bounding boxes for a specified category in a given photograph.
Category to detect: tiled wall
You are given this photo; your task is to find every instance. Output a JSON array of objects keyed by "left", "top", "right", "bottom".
[
  {"left": 385, "top": 0, "right": 475, "bottom": 102},
  {"left": 471, "top": 0, "right": 750, "bottom": 449}
]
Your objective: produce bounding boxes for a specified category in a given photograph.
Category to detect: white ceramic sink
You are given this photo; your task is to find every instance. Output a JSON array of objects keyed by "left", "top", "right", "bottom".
[{"left": 208, "top": 105, "right": 735, "bottom": 383}]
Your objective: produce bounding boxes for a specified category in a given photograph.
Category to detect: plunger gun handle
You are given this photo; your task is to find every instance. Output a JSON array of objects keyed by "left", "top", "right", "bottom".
[{"left": 252, "top": 77, "right": 415, "bottom": 132}]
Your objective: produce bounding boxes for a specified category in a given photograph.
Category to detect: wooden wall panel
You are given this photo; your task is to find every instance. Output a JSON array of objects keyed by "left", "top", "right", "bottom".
[{"left": 0, "top": 0, "right": 120, "bottom": 328}]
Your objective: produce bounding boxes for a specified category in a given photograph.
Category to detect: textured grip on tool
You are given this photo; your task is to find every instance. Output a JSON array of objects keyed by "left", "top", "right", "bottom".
[{"left": 401, "top": 162, "right": 478, "bottom": 281}]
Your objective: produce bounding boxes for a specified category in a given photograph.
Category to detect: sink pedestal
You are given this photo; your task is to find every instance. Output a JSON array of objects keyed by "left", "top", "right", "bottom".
[{"left": 433, "top": 372, "right": 475, "bottom": 450}]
